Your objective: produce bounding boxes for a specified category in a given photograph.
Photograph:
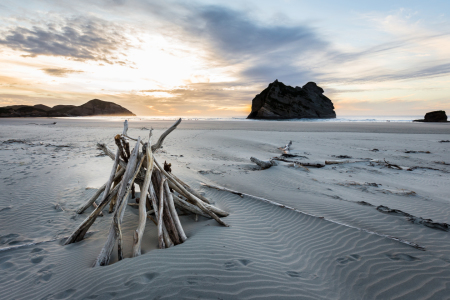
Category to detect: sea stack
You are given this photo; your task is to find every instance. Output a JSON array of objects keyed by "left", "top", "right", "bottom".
[
  {"left": 247, "top": 80, "right": 336, "bottom": 119},
  {"left": 414, "top": 110, "right": 448, "bottom": 122}
]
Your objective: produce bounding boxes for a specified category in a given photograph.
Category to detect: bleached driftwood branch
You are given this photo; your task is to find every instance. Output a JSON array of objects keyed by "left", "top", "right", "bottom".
[{"left": 250, "top": 157, "right": 277, "bottom": 169}]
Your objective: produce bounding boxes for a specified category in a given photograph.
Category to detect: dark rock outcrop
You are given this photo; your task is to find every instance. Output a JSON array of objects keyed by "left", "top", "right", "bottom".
[
  {"left": 247, "top": 80, "right": 336, "bottom": 119},
  {"left": 414, "top": 111, "right": 448, "bottom": 122},
  {"left": 0, "top": 99, "right": 135, "bottom": 117}
]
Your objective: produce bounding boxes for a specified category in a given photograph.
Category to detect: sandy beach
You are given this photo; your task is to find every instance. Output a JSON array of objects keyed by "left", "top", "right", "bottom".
[{"left": 1, "top": 118, "right": 449, "bottom": 300}]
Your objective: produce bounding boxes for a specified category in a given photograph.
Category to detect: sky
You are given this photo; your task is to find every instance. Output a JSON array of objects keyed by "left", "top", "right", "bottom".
[{"left": 0, "top": 0, "right": 449, "bottom": 117}]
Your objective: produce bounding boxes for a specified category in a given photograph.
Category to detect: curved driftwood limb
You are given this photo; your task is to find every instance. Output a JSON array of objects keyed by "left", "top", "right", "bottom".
[
  {"left": 95, "top": 138, "right": 141, "bottom": 267},
  {"left": 250, "top": 157, "right": 277, "bottom": 170},
  {"left": 151, "top": 118, "right": 181, "bottom": 152},
  {"left": 172, "top": 194, "right": 211, "bottom": 219},
  {"left": 279, "top": 141, "right": 292, "bottom": 154},
  {"left": 132, "top": 143, "right": 154, "bottom": 257},
  {"left": 164, "top": 181, "right": 187, "bottom": 242},
  {"left": 64, "top": 184, "right": 120, "bottom": 245},
  {"left": 154, "top": 158, "right": 229, "bottom": 227},
  {"left": 202, "top": 183, "right": 425, "bottom": 251},
  {"left": 157, "top": 177, "right": 167, "bottom": 249},
  {"left": 76, "top": 168, "right": 124, "bottom": 214},
  {"left": 170, "top": 173, "right": 211, "bottom": 204}
]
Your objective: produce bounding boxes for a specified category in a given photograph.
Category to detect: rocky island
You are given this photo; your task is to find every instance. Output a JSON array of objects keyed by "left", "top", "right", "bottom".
[
  {"left": 247, "top": 80, "right": 336, "bottom": 119},
  {"left": 0, "top": 99, "right": 135, "bottom": 117},
  {"left": 413, "top": 110, "right": 448, "bottom": 122}
]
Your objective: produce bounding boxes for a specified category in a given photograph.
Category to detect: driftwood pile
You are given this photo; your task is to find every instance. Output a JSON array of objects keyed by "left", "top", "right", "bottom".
[{"left": 64, "top": 119, "right": 228, "bottom": 266}]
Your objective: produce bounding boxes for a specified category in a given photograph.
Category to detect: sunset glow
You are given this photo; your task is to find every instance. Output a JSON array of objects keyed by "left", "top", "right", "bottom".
[{"left": 1, "top": 0, "right": 449, "bottom": 116}]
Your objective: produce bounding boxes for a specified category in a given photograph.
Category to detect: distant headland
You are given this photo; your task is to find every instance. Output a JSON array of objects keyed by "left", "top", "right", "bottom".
[{"left": 0, "top": 99, "right": 135, "bottom": 117}]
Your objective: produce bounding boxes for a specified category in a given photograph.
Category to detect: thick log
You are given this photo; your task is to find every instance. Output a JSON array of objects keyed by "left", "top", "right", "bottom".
[
  {"left": 164, "top": 181, "right": 187, "bottom": 242},
  {"left": 132, "top": 144, "right": 154, "bottom": 257},
  {"left": 154, "top": 158, "right": 229, "bottom": 227},
  {"left": 95, "top": 138, "right": 141, "bottom": 267},
  {"left": 76, "top": 168, "right": 124, "bottom": 214},
  {"left": 250, "top": 157, "right": 277, "bottom": 169},
  {"left": 157, "top": 177, "right": 166, "bottom": 249},
  {"left": 64, "top": 184, "right": 120, "bottom": 245}
]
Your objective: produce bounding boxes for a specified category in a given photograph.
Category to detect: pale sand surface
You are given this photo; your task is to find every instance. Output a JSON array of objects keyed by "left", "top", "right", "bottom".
[{"left": 0, "top": 118, "right": 449, "bottom": 299}]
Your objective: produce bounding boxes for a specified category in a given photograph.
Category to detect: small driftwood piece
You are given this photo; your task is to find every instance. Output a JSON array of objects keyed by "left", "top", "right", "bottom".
[
  {"left": 272, "top": 157, "right": 325, "bottom": 168},
  {"left": 250, "top": 157, "right": 277, "bottom": 169},
  {"left": 279, "top": 141, "right": 292, "bottom": 154}
]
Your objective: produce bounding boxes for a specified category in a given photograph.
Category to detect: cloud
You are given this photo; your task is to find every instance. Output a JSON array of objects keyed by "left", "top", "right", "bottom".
[
  {"left": 41, "top": 68, "right": 84, "bottom": 77},
  {"left": 0, "top": 16, "right": 131, "bottom": 64},
  {"left": 165, "top": 4, "right": 329, "bottom": 84}
]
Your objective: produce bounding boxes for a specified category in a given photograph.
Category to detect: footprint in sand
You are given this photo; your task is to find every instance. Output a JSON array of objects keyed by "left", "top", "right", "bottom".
[
  {"left": 30, "top": 247, "right": 46, "bottom": 264},
  {"left": 223, "top": 259, "right": 253, "bottom": 270},
  {"left": 386, "top": 253, "right": 420, "bottom": 261},
  {"left": 124, "top": 272, "right": 159, "bottom": 287},
  {"left": 35, "top": 264, "right": 55, "bottom": 284},
  {"left": 336, "top": 254, "right": 361, "bottom": 265}
]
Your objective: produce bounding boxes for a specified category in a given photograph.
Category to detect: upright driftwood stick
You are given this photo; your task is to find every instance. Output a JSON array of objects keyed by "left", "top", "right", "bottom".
[
  {"left": 95, "top": 138, "right": 141, "bottom": 267},
  {"left": 132, "top": 143, "right": 154, "bottom": 257},
  {"left": 157, "top": 177, "right": 166, "bottom": 249},
  {"left": 164, "top": 181, "right": 187, "bottom": 242},
  {"left": 148, "top": 181, "right": 173, "bottom": 247}
]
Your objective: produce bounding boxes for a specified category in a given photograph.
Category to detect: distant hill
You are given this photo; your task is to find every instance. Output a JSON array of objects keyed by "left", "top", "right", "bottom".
[{"left": 0, "top": 99, "right": 135, "bottom": 117}]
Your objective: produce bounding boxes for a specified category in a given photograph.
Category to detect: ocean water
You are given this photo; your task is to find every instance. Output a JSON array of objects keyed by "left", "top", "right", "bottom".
[{"left": 59, "top": 116, "right": 422, "bottom": 122}]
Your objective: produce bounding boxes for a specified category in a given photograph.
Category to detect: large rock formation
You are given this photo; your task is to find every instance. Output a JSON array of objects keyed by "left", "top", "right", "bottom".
[
  {"left": 247, "top": 80, "right": 336, "bottom": 119},
  {"left": 414, "top": 111, "right": 448, "bottom": 122},
  {"left": 0, "top": 99, "right": 135, "bottom": 117}
]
